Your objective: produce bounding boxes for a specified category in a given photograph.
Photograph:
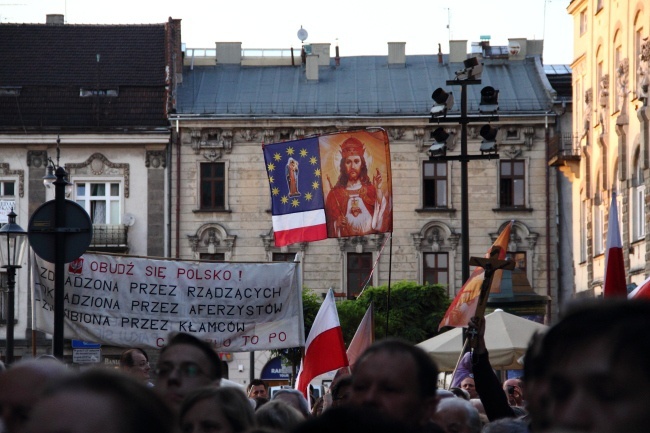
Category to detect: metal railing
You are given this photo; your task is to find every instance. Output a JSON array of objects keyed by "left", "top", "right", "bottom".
[
  {"left": 548, "top": 133, "right": 581, "bottom": 161},
  {"left": 89, "top": 224, "right": 128, "bottom": 249}
]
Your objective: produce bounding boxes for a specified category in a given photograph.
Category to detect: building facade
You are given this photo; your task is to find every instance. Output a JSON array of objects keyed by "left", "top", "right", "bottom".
[
  {"left": 0, "top": 16, "right": 181, "bottom": 361},
  {"left": 566, "top": 0, "right": 649, "bottom": 296},
  {"left": 172, "top": 39, "right": 568, "bottom": 381}
]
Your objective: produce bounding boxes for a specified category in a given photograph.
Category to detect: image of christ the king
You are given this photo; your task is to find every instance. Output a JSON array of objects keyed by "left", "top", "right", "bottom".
[{"left": 324, "top": 136, "right": 390, "bottom": 237}]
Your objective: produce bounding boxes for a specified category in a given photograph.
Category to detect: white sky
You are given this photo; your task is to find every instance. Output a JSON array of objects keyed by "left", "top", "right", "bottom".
[{"left": 2, "top": 0, "right": 573, "bottom": 65}]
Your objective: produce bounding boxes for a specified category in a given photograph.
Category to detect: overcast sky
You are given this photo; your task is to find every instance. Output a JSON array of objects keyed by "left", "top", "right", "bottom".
[{"left": 2, "top": 0, "right": 573, "bottom": 64}]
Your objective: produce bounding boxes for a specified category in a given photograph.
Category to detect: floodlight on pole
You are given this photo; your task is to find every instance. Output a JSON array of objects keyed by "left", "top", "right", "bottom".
[
  {"left": 479, "top": 86, "right": 499, "bottom": 114},
  {"left": 428, "top": 127, "right": 450, "bottom": 158},
  {"left": 479, "top": 124, "right": 499, "bottom": 153},
  {"left": 430, "top": 88, "right": 454, "bottom": 118}
]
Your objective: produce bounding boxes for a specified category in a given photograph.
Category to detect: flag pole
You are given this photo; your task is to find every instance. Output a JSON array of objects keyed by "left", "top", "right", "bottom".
[
  {"left": 385, "top": 233, "right": 393, "bottom": 337},
  {"left": 448, "top": 338, "right": 470, "bottom": 389}
]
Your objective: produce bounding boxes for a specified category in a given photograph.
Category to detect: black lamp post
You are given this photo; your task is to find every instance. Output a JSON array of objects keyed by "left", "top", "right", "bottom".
[
  {"left": 0, "top": 209, "right": 28, "bottom": 364},
  {"left": 429, "top": 58, "right": 499, "bottom": 283},
  {"left": 43, "top": 161, "right": 71, "bottom": 359}
]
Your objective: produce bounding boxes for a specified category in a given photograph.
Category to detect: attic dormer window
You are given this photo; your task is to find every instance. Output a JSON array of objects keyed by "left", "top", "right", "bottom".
[
  {"left": 0, "top": 87, "right": 21, "bottom": 96},
  {"left": 79, "top": 88, "right": 118, "bottom": 98}
]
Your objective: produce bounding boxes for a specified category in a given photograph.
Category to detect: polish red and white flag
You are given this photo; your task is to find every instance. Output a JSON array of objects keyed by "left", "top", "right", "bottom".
[
  {"left": 603, "top": 192, "right": 627, "bottom": 298},
  {"left": 295, "top": 289, "right": 349, "bottom": 398}
]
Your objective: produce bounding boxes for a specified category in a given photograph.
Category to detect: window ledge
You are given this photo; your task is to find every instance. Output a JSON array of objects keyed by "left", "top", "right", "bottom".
[
  {"left": 492, "top": 207, "right": 534, "bottom": 212},
  {"left": 193, "top": 209, "right": 232, "bottom": 213},
  {"left": 415, "top": 207, "right": 457, "bottom": 213}
]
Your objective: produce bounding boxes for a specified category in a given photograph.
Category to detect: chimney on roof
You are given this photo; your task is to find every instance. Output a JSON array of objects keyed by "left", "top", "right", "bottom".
[
  {"left": 306, "top": 54, "right": 319, "bottom": 81},
  {"left": 310, "top": 43, "right": 331, "bottom": 66},
  {"left": 388, "top": 42, "right": 406, "bottom": 67},
  {"left": 216, "top": 42, "right": 242, "bottom": 65},
  {"left": 46, "top": 14, "right": 64, "bottom": 25},
  {"left": 449, "top": 40, "right": 467, "bottom": 63}
]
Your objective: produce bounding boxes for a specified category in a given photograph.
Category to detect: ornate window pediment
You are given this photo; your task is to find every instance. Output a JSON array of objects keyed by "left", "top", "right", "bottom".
[{"left": 188, "top": 223, "right": 236, "bottom": 261}]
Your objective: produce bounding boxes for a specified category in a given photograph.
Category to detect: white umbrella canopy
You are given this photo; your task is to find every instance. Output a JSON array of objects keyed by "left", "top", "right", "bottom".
[{"left": 417, "top": 309, "right": 548, "bottom": 371}]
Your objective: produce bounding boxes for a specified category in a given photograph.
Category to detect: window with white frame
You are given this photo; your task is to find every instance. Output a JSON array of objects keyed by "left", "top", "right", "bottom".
[
  {"left": 633, "top": 153, "right": 645, "bottom": 240},
  {"left": 76, "top": 181, "right": 121, "bottom": 224},
  {"left": 0, "top": 180, "right": 16, "bottom": 226}
]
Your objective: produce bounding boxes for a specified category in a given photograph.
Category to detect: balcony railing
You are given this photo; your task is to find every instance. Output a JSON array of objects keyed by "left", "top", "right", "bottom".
[
  {"left": 548, "top": 133, "right": 581, "bottom": 166},
  {"left": 88, "top": 224, "right": 128, "bottom": 253}
]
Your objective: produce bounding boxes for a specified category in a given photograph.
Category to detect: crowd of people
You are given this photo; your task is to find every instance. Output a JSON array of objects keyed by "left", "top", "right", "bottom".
[{"left": 0, "top": 299, "right": 649, "bottom": 433}]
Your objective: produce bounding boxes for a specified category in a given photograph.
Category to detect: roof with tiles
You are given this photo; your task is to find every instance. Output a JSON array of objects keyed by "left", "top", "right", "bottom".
[
  {"left": 0, "top": 23, "right": 169, "bottom": 131},
  {"left": 176, "top": 54, "right": 560, "bottom": 118}
]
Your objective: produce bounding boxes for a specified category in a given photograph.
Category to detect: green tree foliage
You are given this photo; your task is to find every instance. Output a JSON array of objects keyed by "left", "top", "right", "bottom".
[
  {"left": 271, "top": 283, "right": 450, "bottom": 383},
  {"left": 337, "top": 281, "right": 451, "bottom": 345}
]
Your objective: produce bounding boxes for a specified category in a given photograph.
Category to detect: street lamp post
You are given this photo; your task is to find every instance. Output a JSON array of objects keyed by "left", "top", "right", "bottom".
[
  {"left": 429, "top": 61, "right": 499, "bottom": 283},
  {"left": 29, "top": 138, "right": 92, "bottom": 361},
  {"left": 52, "top": 166, "right": 68, "bottom": 359},
  {"left": 0, "top": 210, "right": 28, "bottom": 364}
]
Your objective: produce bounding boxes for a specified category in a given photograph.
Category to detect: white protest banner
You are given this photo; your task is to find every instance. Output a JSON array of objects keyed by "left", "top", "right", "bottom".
[{"left": 32, "top": 253, "right": 304, "bottom": 351}]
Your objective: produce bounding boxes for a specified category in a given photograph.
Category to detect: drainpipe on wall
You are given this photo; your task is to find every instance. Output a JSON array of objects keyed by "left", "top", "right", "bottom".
[
  {"left": 175, "top": 124, "right": 182, "bottom": 259},
  {"left": 545, "top": 114, "right": 553, "bottom": 324}
]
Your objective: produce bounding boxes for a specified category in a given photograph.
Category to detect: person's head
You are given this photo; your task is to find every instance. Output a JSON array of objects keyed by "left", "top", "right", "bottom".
[
  {"left": 337, "top": 137, "right": 369, "bottom": 186},
  {"left": 0, "top": 357, "right": 69, "bottom": 433},
  {"left": 330, "top": 375, "right": 352, "bottom": 408},
  {"left": 527, "top": 299, "right": 650, "bottom": 433},
  {"left": 270, "top": 389, "right": 310, "bottom": 419},
  {"left": 349, "top": 338, "right": 439, "bottom": 428},
  {"left": 119, "top": 348, "right": 151, "bottom": 382},
  {"left": 155, "top": 332, "right": 222, "bottom": 411},
  {"left": 247, "top": 379, "right": 268, "bottom": 399},
  {"left": 22, "top": 368, "right": 173, "bottom": 433},
  {"left": 180, "top": 386, "right": 254, "bottom": 433},
  {"left": 502, "top": 378, "right": 524, "bottom": 407},
  {"left": 460, "top": 376, "right": 477, "bottom": 399},
  {"left": 292, "top": 405, "right": 418, "bottom": 433},
  {"left": 254, "top": 400, "right": 305, "bottom": 432},
  {"left": 449, "top": 387, "right": 470, "bottom": 400},
  {"left": 432, "top": 397, "right": 481, "bottom": 433},
  {"left": 481, "top": 417, "right": 529, "bottom": 433}
]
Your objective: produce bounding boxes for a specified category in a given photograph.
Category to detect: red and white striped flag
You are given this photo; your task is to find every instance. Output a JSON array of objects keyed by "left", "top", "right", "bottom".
[
  {"left": 603, "top": 192, "right": 627, "bottom": 297},
  {"left": 295, "top": 289, "right": 349, "bottom": 398},
  {"left": 346, "top": 302, "right": 375, "bottom": 368}
]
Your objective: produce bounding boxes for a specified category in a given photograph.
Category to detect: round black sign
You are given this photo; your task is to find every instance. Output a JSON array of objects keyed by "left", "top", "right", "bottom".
[{"left": 27, "top": 200, "right": 93, "bottom": 263}]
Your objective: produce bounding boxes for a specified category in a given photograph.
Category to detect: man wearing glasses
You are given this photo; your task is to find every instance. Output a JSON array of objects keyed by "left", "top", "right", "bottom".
[
  {"left": 154, "top": 333, "right": 222, "bottom": 411},
  {"left": 119, "top": 348, "right": 152, "bottom": 386}
]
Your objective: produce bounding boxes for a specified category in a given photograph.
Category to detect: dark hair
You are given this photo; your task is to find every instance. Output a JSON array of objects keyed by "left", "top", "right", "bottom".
[
  {"left": 180, "top": 387, "right": 254, "bottom": 433},
  {"left": 119, "top": 348, "right": 149, "bottom": 368},
  {"left": 353, "top": 338, "right": 439, "bottom": 399},
  {"left": 330, "top": 375, "right": 352, "bottom": 400},
  {"left": 336, "top": 153, "right": 370, "bottom": 187},
  {"left": 42, "top": 368, "right": 173, "bottom": 433},
  {"left": 160, "top": 332, "right": 222, "bottom": 380},
  {"left": 528, "top": 299, "right": 650, "bottom": 381},
  {"left": 248, "top": 378, "right": 268, "bottom": 391},
  {"left": 292, "top": 405, "right": 417, "bottom": 433}
]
